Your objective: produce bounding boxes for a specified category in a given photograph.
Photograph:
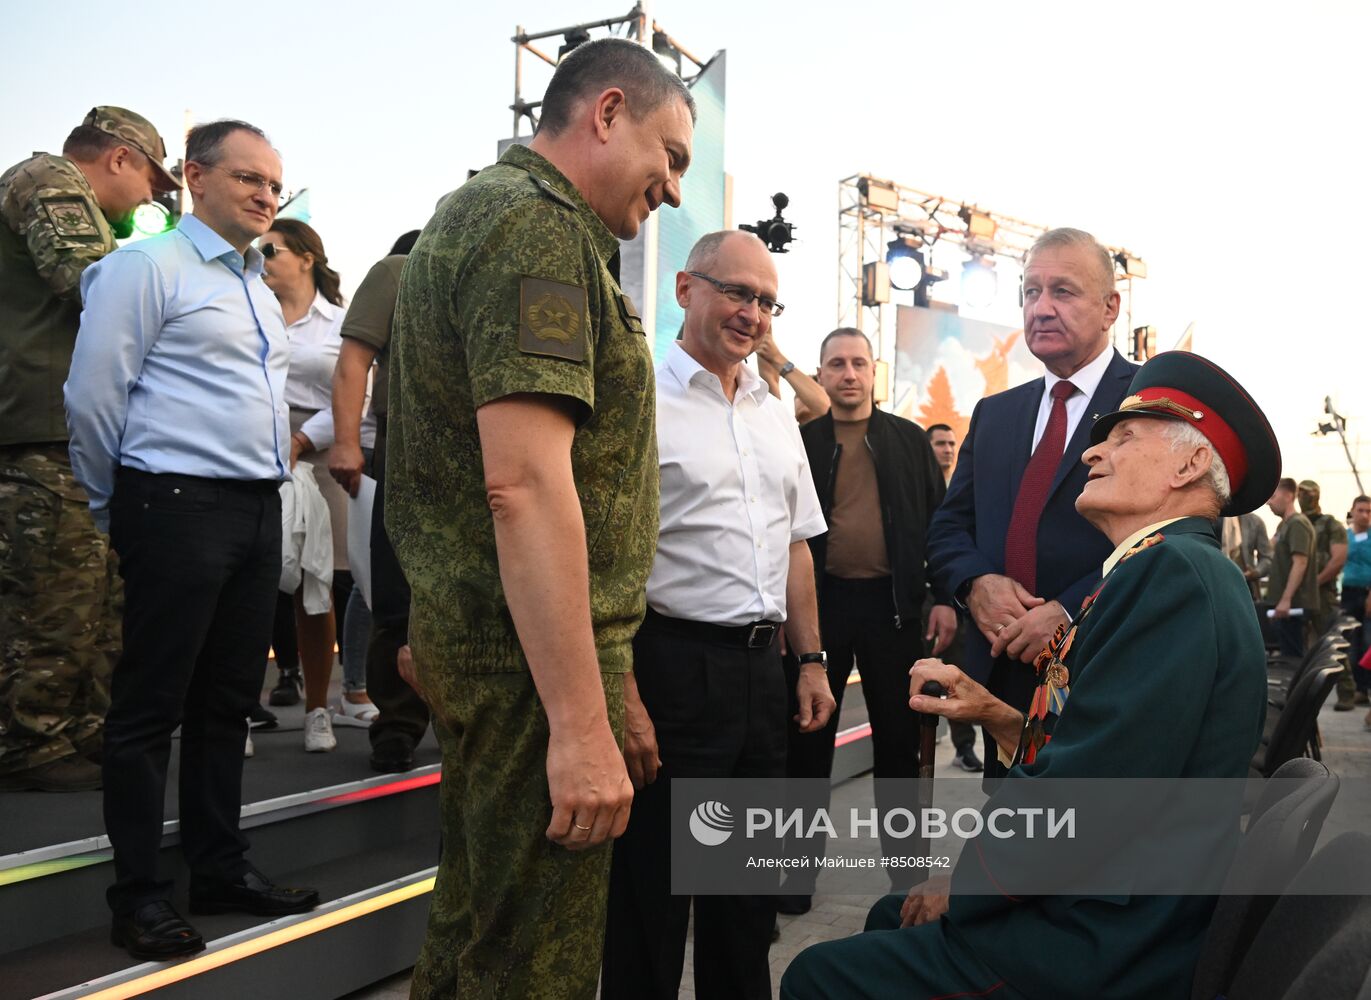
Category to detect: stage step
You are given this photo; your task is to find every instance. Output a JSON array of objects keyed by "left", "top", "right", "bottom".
[{"left": 0, "top": 765, "right": 441, "bottom": 1000}]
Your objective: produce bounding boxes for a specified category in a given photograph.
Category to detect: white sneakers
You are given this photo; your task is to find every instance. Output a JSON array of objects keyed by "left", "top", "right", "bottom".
[{"left": 304, "top": 707, "right": 337, "bottom": 752}]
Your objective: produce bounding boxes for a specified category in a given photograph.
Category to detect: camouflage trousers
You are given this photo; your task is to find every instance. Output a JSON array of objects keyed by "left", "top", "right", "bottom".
[
  {"left": 0, "top": 444, "right": 120, "bottom": 775},
  {"left": 412, "top": 668, "right": 625, "bottom": 1000}
]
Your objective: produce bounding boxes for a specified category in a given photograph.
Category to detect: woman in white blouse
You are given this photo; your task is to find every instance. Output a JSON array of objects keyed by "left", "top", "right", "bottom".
[{"left": 261, "top": 219, "right": 376, "bottom": 751}]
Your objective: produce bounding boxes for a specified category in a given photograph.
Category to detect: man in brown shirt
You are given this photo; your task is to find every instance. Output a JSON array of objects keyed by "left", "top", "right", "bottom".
[
  {"left": 1266, "top": 477, "right": 1318, "bottom": 656},
  {"left": 783, "top": 327, "right": 955, "bottom": 911}
]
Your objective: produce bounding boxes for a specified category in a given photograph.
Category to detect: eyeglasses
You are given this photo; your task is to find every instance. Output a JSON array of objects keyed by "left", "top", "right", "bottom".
[
  {"left": 205, "top": 165, "right": 284, "bottom": 200},
  {"left": 259, "top": 242, "right": 291, "bottom": 259},
  {"left": 687, "top": 271, "right": 785, "bottom": 317}
]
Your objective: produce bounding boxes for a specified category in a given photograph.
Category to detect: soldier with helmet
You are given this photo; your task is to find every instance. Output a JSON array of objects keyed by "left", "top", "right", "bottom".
[{"left": 0, "top": 106, "right": 179, "bottom": 792}]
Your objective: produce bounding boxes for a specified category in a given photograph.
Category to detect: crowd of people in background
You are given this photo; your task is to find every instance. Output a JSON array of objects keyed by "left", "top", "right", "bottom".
[{"left": 2, "top": 35, "right": 1367, "bottom": 1000}]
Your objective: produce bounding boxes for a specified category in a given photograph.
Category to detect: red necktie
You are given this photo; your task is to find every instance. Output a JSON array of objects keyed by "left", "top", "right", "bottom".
[{"left": 1003, "top": 380, "right": 1077, "bottom": 595}]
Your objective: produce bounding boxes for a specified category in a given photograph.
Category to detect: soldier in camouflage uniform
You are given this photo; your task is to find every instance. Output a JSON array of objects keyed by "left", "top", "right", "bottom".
[
  {"left": 386, "top": 38, "right": 695, "bottom": 998},
  {"left": 0, "top": 107, "right": 178, "bottom": 791},
  {"left": 1298, "top": 479, "right": 1354, "bottom": 706}
]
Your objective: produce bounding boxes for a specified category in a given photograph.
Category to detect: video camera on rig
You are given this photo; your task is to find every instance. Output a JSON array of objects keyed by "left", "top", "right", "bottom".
[{"left": 739, "top": 192, "right": 796, "bottom": 253}]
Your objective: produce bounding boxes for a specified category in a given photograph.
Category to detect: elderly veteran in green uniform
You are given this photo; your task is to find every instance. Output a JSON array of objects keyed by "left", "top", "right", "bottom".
[
  {"left": 782, "top": 351, "right": 1280, "bottom": 1000},
  {"left": 0, "top": 107, "right": 178, "bottom": 792},
  {"left": 386, "top": 37, "right": 695, "bottom": 998}
]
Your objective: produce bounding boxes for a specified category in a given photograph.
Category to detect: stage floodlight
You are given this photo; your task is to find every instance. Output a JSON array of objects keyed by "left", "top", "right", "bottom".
[
  {"left": 885, "top": 236, "right": 924, "bottom": 291},
  {"left": 652, "top": 31, "right": 682, "bottom": 75},
  {"left": 558, "top": 28, "right": 590, "bottom": 60},
  {"left": 873, "top": 359, "right": 890, "bottom": 403},
  {"left": 132, "top": 201, "right": 172, "bottom": 237},
  {"left": 862, "top": 260, "right": 890, "bottom": 306},
  {"left": 1131, "top": 325, "right": 1157, "bottom": 361},
  {"left": 857, "top": 178, "right": 900, "bottom": 213},
  {"left": 959, "top": 206, "right": 996, "bottom": 242},
  {"left": 1115, "top": 251, "right": 1148, "bottom": 279},
  {"left": 961, "top": 255, "right": 998, "bottom": 308}
]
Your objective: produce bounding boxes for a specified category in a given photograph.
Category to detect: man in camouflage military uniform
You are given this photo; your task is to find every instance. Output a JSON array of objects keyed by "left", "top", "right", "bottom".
[
  {"left": 0, "top": 107, "right": 178, "bottom": 792},
  {"left": 1299, "top": 479, "right": 1353, "bottom": 706},
  {"left": 386, "top": 38, "right": 695, "bottom": 997}
]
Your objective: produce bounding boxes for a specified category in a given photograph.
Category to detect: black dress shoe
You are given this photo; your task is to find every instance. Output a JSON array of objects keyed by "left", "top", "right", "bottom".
[
  {"left": 268, "top": 669, "right": 302, "bottom": 707},
  {"left": 776, "top": 894, "right": 813, "bottom": 915},
  {"left": 369, "top": 740, "right": 416, "bottom": 774},
  {"left": 189, "top": 868, "right": 320, "bottom": 917},
  {"left": 249, "top": 703, "right": 279, "bottom": 730},
  {"left": 111, "top": 901, "right": 205, "bottom": 960}
]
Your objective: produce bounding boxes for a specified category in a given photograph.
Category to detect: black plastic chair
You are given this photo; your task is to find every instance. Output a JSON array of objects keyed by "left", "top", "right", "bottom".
[
  {"left": 1268, "top": 636, "right": 1348, "bottom": 704},
  {"left": 1191, "top": 759, "right": 1339, "bottom": 1000},
  {"left": 1225, "top": 832, "right": 1371, "bottom": 1000},
  {"left": 1252, "top": 665, "right": 1341, "bottom": 778}
]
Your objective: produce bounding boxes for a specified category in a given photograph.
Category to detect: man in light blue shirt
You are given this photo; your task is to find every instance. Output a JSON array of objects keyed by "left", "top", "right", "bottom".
[
  {"left": 1344, "top": 495, "right": 1371, "bottom": 704},
  {"left": 65, "top": 119, "right": 319, "bottom": 961}
]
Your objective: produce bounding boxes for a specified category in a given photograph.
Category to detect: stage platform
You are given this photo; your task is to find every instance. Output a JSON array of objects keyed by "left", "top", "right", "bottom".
[{"left": 1, "top": 672, "right": 877, "bottom": 999}]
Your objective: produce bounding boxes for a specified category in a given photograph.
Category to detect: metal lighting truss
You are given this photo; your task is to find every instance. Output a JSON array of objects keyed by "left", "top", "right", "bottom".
[{"left": 837, "top": 173, "right": 1147, "bottom": 363}]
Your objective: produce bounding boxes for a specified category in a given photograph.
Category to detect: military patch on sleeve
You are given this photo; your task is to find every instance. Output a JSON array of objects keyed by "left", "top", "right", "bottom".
[
  {"left": 40, "top": 197, "right": 101, "bottom": 239},
  {"left": 519, "top": 275, "right": 588, "bottom": 362},
  {"left": 618, "top": 292, "right": 646, "bottom": 335}
]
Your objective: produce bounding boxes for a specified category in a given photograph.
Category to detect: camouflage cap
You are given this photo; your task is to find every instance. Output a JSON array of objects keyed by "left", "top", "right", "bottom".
[
  {"left": 81, "top": 106, "right": 179, "bottom": 192},
  {"left": 1297, "top": 479, "right": 1320, "bottom": 495}
]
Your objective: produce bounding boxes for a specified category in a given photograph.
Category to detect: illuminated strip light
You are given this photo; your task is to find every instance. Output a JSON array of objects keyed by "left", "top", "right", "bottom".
[
  {"left": 834, "top": 723, "right": 872, "bottom": 748},
  {"left": 45, "top": 871, "right": 437, "bottom": 1000},
  {"left": 2, "top": 765, "right": 443, "bottom": 886},
  {"left": 0, "top": 852, "right": 108, "bottom": 887},
  {"left": 319, "top": 770, "right": 440, "bottom": 806}
]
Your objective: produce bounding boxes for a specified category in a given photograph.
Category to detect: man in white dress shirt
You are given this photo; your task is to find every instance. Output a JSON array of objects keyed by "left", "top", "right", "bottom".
[{"left": 600, "top": 231, "right": 836, "bottom": 1000}]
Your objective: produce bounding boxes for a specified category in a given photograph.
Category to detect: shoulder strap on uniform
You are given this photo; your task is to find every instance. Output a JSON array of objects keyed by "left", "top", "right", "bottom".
[{"left": 529, "top": 174, "right": 579, "bottom": 213}]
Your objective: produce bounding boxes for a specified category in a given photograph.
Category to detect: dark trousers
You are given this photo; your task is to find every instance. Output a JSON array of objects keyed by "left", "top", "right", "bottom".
[
  {"left": 366, "top": 426, "right": 428, "bottom": 751},
  {"left": 1275, "top": 616, "right": 1306, "bottom": 658},
  {"left": 602, "top": 610, "right": 788, "bottom": 1000},
  {"left": 784, "top": 577, "right": 925, "bottom": 890},
  {"left": 920, "top": 594, "right": 975, "bottom": 751},
  {"left": 1344, "top": 586, "right": 1370, "bottom": 690},
  {"left": 103, "top": 468, "right": 281, "bottom": 914},
  {"left": 270, "top": 589, "right": 298, "bottom": 672}
]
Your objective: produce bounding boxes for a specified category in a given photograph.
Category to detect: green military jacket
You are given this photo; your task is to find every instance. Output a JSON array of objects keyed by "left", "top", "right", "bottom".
[
  {"left": 948, "top": 517, "right": 1268, "bottom": 999},
  {"left": 1310, "top": 512, "right": 1348, "bottom": 618},
  {"left": 386, "top": 144, "right": 658, "bottom": 677},
  {"left": 1267, "top": 512, "right": 1319, "bottom": 611},
  {"left": 0, "top": 153, "right": 117, "bottom": 446}
]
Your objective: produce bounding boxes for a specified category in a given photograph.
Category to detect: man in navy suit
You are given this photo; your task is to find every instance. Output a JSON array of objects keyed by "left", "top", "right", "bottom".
[{"left": 927, "top": 228, "right": 1139, "bottom": 777}]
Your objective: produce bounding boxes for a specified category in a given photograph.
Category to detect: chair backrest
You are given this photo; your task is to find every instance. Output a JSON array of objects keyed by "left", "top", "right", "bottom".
[
  {"left": 1258, "top": 665, "right": 1341, "bottom": 777},
  {"left": 1190, "top": 761, "right": 1339, "bottom": 1000},
  {"left": 1279, "top": 637, "right": 1348, "bottom": 696},
  {"left": 1226, "top": 832, "right": 1371, "bottom": 1000}
]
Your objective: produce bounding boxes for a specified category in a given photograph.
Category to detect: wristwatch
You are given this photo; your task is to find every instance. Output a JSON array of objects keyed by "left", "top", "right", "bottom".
[
  {"left": 797, "top": 651, "right": 827, "bottom": 667},
  {"left": 777, "top": 361, "right": 796, "bottom": 378}
]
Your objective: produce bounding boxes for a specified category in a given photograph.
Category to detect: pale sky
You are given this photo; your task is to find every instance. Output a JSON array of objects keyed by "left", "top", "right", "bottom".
[{"left": 6, "top": 0, "right": 1367, "bottom": 521}]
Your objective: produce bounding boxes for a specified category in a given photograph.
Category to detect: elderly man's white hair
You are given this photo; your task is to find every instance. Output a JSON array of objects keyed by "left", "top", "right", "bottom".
[{"left": 1164, "top": 420, "right": 1232, "bottom": 507}]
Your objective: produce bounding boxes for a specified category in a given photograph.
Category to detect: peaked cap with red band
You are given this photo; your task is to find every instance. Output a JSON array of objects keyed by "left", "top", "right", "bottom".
[{"left": 1089, "top": 350, "right": 1281, "bottom": 516}]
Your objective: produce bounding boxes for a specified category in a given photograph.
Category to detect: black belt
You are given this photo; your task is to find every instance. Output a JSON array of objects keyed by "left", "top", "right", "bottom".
[
  {"left": 116, "top": 466, "right": 280, "bottom": 494},
  {"left": 643, "top": 607, "right": 780, "bottom": 649}
]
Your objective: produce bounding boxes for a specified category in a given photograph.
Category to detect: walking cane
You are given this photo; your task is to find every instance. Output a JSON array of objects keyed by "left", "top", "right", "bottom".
[
  {"left": 918, "top": 681, "right": 946, "bottom": 779},
  {"left": 913, "top": 681, "right": 946, "bottom": 884}
]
